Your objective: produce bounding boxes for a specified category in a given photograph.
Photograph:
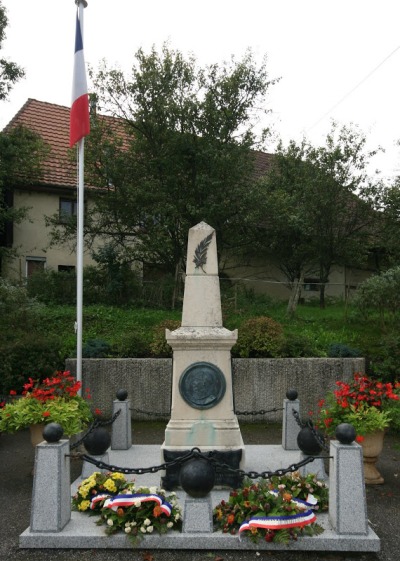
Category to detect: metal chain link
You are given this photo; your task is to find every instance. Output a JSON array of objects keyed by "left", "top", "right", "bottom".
[
  {"left": 130, "top": 407, "right": 284, "bottom": 418},
  {"left": 70, "top": 409, "right": 121, "bottom": 450},
  {"left": 234, "top": 406, "right": 284, "bottom": 416},
  {"left": 78, "top": 446, "right": 318, "bottom": 480}
]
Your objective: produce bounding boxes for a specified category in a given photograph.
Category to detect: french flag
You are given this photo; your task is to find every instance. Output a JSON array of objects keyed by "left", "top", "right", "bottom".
[{"left": 70, "top": 10, "right": 90, "bottom": 147}]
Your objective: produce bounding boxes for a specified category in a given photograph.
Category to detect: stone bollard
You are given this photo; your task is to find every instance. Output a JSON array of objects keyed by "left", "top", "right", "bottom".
[
  {"left": 329, "top": 426, "right": 368, "bottom": 535},
  {"left": 30, "top": 425, "right": 71, "bottom": 532},
  {"left": 282, "top": 389, "right": 300, "bottom": 450},
  {"left": 111, "top": 389, "right": 132, "bottom": 450}
]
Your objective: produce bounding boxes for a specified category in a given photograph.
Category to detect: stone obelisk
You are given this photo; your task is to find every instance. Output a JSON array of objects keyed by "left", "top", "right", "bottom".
[{"left": 161, "top": 222, "right": 244, "bottom": 488}]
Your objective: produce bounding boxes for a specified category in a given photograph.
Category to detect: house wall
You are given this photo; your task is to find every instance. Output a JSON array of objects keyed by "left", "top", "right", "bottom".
[
  {"left": 224, "top": 260, "right": 372, "bottom": 302},
  {"left": 4, "top": 188, "right": 98, "bottom": 281}
]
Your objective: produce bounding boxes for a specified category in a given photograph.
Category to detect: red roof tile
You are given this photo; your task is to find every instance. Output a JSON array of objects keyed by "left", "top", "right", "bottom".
[
  {"left": 3, "top": 98, "right": 273, "bottom": 189},
  {"left": 3, "top": 99, "right": 77, "bottom": 189}
]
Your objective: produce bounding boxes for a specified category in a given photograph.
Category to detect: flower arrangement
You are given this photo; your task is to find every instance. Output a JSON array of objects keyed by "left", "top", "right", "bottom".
[
  {"left": 73, "top": 472, "right": 182, "bottom": 544},
  {"left": 213, "top": 475, "right": 326, "bottom": 544},
  {"left": 0, "top": 371, "right": 93, "bottom": 436},
  {"left": 316, "top": 373, "right": 400, "bottom": 442},
  {"left": 72, "top": 471, "right": 133, "bottom": 513}
]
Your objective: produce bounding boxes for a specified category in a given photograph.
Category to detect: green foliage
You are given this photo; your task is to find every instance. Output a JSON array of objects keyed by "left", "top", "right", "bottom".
[
  {"left": 367, "top": 333, "right": 400, "bottom": 382},
  {"left": 0, "top": 4, "right": 25, "bottom": 101},
  {"left": 281, "top": 332, "right": 322, "bottom": 357},
  {"left": 353, "top": 266, "right": 400, "bottom": 325},
  {"left": 150, "top": 319, "right": 181, "bottom": 357},
  {"left": 27, "top": 269, "right": 76, "bottom": 304},
  {"left": 82, "top": 339, "right": 112, "bottom": 358},
  {"left": 0, "top": 334, "right": 65, "bottom": 394},
  {"left": 234, "top": 316, "right": 285, "bottom": 358},
  {"left": 327, "top": 343, "right": 362, "bottom": 358}
]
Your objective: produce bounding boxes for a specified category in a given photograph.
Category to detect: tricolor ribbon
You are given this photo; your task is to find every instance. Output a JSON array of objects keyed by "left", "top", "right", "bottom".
[
  {"left": 95, "top": 493, "right": 172, "bottom": 516},
  {"left": 90, "top": 493, "right": 111, "bottom": 510},
  {"left": 238, "top": 509, "right": 317, "bottom": 536}
]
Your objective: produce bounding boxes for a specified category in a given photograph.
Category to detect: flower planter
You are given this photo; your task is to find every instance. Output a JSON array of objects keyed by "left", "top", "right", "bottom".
[
  {"left": 29, "top": 423, "right": 46, "bottom": 447},
  {"left": 360, "top": 430, "right": 385, "bottom": 485}
]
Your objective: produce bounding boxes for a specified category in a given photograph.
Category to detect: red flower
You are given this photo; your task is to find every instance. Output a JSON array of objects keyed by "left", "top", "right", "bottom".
[
  {"left": 227, "top": 513, "right": 235, "bottom": 525},
  {"left": 355, "top": 435, "right": 365, "bottom": 443},
  {"left": 42, "top": 411, "right": 51, "bottom": 417},
  {"left": 9, "top": 390, "right": 17, "bottom": 396}
]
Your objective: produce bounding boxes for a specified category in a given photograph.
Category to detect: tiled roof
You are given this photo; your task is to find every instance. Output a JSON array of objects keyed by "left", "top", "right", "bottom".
[
  {"left": 3, "top": 99, "right": 77, "bottom": 189},
  {"left": 3, "top": 98, "right": 274, "bottom": 189}
]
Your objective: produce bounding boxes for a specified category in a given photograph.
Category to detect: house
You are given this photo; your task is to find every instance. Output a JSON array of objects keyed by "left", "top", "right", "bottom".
[
  {"left": 1, "top": 98, "right": 375, "bottom": 301},
  {"left": 1, "top": 98, "right": 100, "bottom": 280}
]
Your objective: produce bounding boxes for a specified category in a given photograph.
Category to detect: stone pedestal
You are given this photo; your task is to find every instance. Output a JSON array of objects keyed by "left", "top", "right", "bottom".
[
  {"left": 30, "top": 440, "right": 71, "bottom": 532},
  {"left": 111, "top": 398, "right": 132, "bottom": 450},
  {"left": 329, "top": 440, "right": 368, "bottom": 535},
  {"left": 282, "top": 398, "right": 300, "bottom": 450},
  {"left": 161, "top": 223, "right": 244, "bottom": 487}
]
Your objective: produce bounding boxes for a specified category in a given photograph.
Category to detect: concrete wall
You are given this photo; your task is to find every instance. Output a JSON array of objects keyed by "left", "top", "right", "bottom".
[{"left": 66, "top": 357, "right": 365, "bottom": 424}]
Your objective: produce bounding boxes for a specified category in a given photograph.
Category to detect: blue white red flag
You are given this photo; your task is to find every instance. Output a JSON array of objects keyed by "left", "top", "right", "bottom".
[{"left": 70, "top": 10, "right": 90, "bottom": 147}]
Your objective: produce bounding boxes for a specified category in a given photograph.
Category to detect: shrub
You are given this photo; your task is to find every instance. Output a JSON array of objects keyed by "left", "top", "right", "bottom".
[
  {"left": 367, "top": 334, "right": 400, "bottom": 382},
  {"left": 27, "top": 269, "right": 76, "bottom": 304},
  {"left": 111, "top": 331, "right": 151, "bottom": 358},
  {"left": 233, "top": 316, "right": 286, "bottom": 358},
  {"left": 327, "top": 343, "right": 362, "bottom": 358},
  {"left": 353, "top": 266, "right": 400, "bottom": 324},
  {"left": 0, "top": 334, "right": 65, "bottom": 395},
  {"left": 281, "top": 332, "right": 322, "bottom": 357},
  {"left": 150, "top": 320, "right": 181, "bottom": 357},
  {"left": 82, "top": 339, "right": 112, "bottom": 358}
]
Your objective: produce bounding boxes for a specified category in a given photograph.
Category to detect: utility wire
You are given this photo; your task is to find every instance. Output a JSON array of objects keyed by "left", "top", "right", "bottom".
[{"left": 306, "top": 45, "right": 400, "bottom": 133}]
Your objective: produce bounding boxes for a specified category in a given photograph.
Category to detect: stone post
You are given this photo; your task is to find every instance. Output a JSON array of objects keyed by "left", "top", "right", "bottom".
[
  {"left": 111, "top": 397, "right": 132, "bottom": 450},
  {"left": 282, "top": 396, "right": 300, "bottom": 450},
  {"left": 30, "top": 440, "right": 71, "bottom": 532},
  {"left": 329, "top": 440, "right": 368, "bottom": 535}
]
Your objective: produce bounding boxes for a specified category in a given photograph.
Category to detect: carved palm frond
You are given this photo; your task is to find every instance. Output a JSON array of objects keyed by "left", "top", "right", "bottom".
[{"left": 193, "top": 232, "right": 214, "bottom": 271}]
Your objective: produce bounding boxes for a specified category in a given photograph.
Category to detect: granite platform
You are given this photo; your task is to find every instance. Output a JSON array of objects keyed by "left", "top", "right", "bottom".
[{"left": 19, "top": 443, "right": 380, "bottom": 552}]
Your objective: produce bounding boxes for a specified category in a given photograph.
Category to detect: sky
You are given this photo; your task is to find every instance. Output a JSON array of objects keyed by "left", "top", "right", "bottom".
[{"left": 1, "top": 0, "right": 400, "bottom": 179}]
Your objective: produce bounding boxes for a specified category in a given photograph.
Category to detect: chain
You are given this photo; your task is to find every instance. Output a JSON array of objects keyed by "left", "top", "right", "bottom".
[
  {"left": 130, "top": 407, "right": 284, "bottom": 418},
  {"left": 78, "top": 447, "right": 318, "bottom": 480},
  {"left": 130, "top": 408, "right": 170, "bottom": 417},
  {"left": 70, "top": 410, "right": 121, "bottom": 450},
  {"left": 234, "top": 407, "right": 284, "bottom": 416}
]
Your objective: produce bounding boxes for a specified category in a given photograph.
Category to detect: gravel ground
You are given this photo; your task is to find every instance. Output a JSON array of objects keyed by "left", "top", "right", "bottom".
[{"left": 0, "top": 422, "right": 399, "bottom": 561}]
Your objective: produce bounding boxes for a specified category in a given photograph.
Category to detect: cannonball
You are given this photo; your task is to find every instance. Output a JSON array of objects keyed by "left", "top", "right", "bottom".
[
  {"left": 116, "top": 388, "right": 128, "bottom": 401},
  {"left": 297, "top": 426, "right": 323, "bottom": 456},
  {"left": 43, "top": 423, "right": 64, "bottom": 443},
  {"left": 335, "top": 423, "right": 356, "bottom": 444},
  {"left": 286, "top": 389, "right": 298, "bottom": 401},
  {"left": 83, "top": 427, "right": 111, "bottom": 455},
  {"left": 179, "top": 458, "right": 215, "bottom": 498}
]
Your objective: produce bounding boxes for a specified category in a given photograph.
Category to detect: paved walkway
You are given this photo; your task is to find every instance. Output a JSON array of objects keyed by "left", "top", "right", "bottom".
[{"left": 0, "top": 423, "right": 399, "bottom": 561}]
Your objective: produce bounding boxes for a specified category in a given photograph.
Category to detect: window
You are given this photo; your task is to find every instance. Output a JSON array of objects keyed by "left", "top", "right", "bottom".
[
  {"left": 304, "top": 278, "right": 319, "bottom": 292},
  {"left": 58, "top": 265, "right": 75, "bottom": 273},
  {"left": 26, "top": 257, "right": 46, "bottom": 277},
  {"left": 59, "top": 198, "right": 77, "bottom": 223}
]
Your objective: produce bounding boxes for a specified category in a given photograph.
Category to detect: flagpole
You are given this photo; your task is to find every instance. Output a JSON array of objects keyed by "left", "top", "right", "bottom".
[{"left": 75, "top": 0, "right": 88, "bottom": 390}]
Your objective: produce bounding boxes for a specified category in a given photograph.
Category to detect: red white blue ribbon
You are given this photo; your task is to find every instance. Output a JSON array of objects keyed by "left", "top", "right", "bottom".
[
  {"left": 239, "top": 509, "right": 317, "bottom": 535},
  {"left": 90, "top": 493, "right": 111, "bottom": 510},
  {"left": 95, "top": 493, "right": 172, "bottom": 516}
]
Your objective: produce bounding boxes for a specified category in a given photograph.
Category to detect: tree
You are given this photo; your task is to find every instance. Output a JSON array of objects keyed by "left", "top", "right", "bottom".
[
  {"left": 254, "top": 122, "right": 381, "bottom": 311},
  {"left": 0, "top": 2, "right": 25, "bottom": 101},
  {"left": 48, "top": 45, "right": 276, "bottom": 307},
  {"left": 0, "top": 126, "right": 48, "bottom": 273}
]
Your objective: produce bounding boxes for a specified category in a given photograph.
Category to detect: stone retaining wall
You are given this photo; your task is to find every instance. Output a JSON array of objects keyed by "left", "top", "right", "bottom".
[{"left": 66, "top": 358, "right": 365, "bottom": 423}]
